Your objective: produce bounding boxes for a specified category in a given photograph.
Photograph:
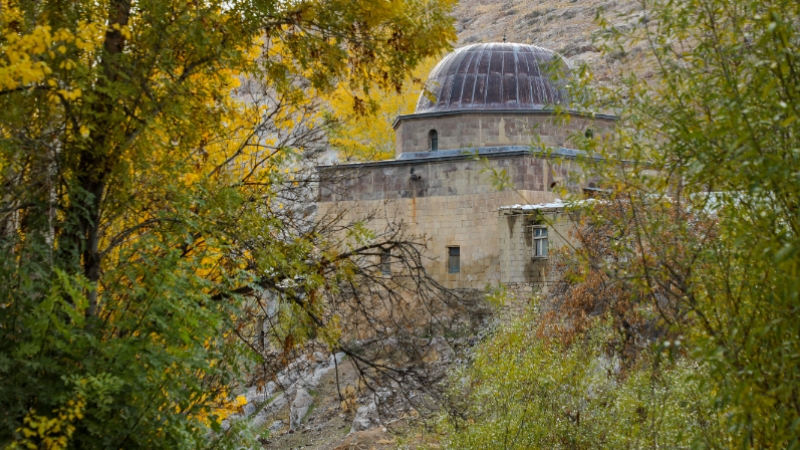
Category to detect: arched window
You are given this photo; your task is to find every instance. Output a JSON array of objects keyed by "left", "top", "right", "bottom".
[{"left": 429, "top": 129, "right": 438, "bottom": 151}]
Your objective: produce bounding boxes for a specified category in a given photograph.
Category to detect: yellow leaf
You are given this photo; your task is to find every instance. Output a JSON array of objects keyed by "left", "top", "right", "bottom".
[{"left": 235, "top": 395, "right": 247, "bottom": 407}]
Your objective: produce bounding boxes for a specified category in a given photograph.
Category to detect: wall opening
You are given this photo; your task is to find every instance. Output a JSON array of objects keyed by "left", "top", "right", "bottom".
[
  {"left": 532, "top": 227, "right": 548, "bottom": 258},
  {"left": 380, "top": 249, "right": 391, "bottom": 276},
  {"left": 429, "top": 129, "right": 438, "bottom": 151},
  {"left": 448, "top": 246, "right": 460, "bottom": 273}
]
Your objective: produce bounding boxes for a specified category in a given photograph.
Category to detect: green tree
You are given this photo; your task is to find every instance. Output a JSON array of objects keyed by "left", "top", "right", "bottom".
[
  {"left": 440, "top": 0, "right": 800, "bottom": 447},
  {"left": 0, "top": 0, "right": 455, "bottom": 447},
  {"left": 443, "top": 310, "right": 721, "bottom": 449},
  {"left": 574, "top": 0, "right": 800, "bottom": 444}
]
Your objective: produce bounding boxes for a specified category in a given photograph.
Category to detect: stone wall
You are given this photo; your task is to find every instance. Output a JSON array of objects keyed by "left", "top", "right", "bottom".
[
  {"left": 317, "top": 151, "right": 589, "bottom": 290},
  {"left": 319, "top": 152, "right": 577, "bottom": 288},
  {"left": 393, "top": 111, "right": 614, "bottom": 156},
  {"left": 319, "top": 153, "right": 585, "bottom": 204},
  {"left": 497, "top": 208, "right": 573, "bottom": 287},
  {"left": 317, "top": 190, "right": 557, "bottom": 290}
]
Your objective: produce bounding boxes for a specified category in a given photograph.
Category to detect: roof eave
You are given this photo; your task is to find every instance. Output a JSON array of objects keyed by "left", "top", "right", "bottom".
[{"left": 391, "top": 109, "right": 618, "bottom": 129}]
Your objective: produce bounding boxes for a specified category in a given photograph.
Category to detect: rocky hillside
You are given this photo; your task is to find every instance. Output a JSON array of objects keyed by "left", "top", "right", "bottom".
[{"left": 452, "top": 0, "right": 650, "bottom": 82}]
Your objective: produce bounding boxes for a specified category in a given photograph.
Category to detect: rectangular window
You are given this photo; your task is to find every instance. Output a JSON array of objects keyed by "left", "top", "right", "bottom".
[
  {"left": 380, "top": 250, "right": 391, "bottom": 276},
  {"left": 533, "top": 227, "right": 548, "bottom": 258},
  {"left": 448, "top": 246, "right": 460, "bottom": 274}
]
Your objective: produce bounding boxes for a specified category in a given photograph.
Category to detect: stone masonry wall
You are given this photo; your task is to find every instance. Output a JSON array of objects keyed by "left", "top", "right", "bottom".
[
  {"left": 497, "top": 209, "right": 573, "bottom": 287},
  {"left": 317, "top": 190, "right": 557, "bottom": 290},
  {"left": 319, "top": 154, "right": 585, "bottom": 204},
  {"left": 394, "top": 112, "right": 614, "bottom": 156}
]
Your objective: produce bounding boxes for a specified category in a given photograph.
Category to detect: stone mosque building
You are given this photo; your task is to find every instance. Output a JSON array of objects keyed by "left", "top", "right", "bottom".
[{"left": 317, "top": 43, "right": 614, "bottom": 290}]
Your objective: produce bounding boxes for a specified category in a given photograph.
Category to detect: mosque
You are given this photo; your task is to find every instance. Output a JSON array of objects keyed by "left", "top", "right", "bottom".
[{"left": 317, "top": 43, "right": 614, "bottom": 290}]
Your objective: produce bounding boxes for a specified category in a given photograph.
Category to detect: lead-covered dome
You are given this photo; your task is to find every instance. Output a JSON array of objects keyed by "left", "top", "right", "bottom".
[{"left": 415, "top": 43, "right": 571, "bottom": 114}]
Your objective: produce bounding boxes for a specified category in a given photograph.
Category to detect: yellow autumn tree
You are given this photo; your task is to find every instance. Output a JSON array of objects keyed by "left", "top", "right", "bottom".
[
  {"left": 0, "top": 0, "right": 455, "bottom": 448},
  {"left": 325, "top": 57, "right": 439, "bottom": 161}
]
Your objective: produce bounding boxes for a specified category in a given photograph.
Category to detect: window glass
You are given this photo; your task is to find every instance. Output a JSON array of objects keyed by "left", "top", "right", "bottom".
[
  {"left": 380, "top": 250, "right": 391, "bottom": 275},
  {"left": 429, "top": 130, "right": 438, "bottom": 151},
  {"left": 448, "top": 246, "right": 460, "bottom": 273},
  {"left": 533, "top": 227, "right": 548, "bottom": 257}
]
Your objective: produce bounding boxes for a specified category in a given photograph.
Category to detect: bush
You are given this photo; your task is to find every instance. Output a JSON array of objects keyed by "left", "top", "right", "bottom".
[{"left": 441, "top": 310, "right": 724, "bottom": 449}]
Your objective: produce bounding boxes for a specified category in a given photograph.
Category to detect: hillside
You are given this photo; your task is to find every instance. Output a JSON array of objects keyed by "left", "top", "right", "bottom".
[{"left": 452, "top": 0, "right": 649, "bottom": 82}]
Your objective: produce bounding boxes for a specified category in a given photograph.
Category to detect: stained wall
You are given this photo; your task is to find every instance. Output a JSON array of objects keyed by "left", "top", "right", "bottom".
[
  {"left": 497, "top": 208, "right": 574, "bottom": 288},
  {"left": 318, "top": 154, "right": 582, "bottom": 289}
]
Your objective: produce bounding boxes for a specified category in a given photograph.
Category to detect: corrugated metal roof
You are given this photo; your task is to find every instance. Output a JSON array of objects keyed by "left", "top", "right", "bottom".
[{"left": 415, "top": 43, "right": 571, "bottom": 113}]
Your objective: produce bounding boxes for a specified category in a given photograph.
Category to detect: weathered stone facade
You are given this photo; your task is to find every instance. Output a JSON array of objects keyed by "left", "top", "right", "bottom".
[
  {"left": 318, "top": 153, "right": 588, "bottom": 289},
  {"left": 319, "top": 151, "right": 586, "bottom": 203},
  {"left": 497, "top": 204, "right": 573, "bottom": 287},
  {"left": 317, "top": 42, "right": 611, "bottom": 291},
  {"left": 393, "top": 111, "right": 614, "bottom": 157}
]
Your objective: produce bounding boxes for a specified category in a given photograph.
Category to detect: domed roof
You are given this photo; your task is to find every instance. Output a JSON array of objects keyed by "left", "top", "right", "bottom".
[{"left": 415, "top": 43, "right": 571, "bottom": 114}]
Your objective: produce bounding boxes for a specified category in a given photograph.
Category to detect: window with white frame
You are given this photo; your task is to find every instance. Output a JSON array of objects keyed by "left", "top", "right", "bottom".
[{"left": 532, "top": 226, "right": 548, "bottom": 258}]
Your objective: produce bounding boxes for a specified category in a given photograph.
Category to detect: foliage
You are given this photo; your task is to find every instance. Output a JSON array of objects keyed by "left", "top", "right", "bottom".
[
  {"left": 0, "top": 0, "right": 455, "bottom": 448},
  {"left": 567, "top": 0, "right": 800, "bottom": 445},
  {"left": 442, "top": 310, "right": 723, "bottom": 449},
  {"left": 324, "top": 57, "right": 439, "bottom": 162},
  {"left": 440, "top": 0, "right": 800, "bottom": 447}
]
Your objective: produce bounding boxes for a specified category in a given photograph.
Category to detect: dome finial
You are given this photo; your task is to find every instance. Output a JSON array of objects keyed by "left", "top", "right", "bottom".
[{"left": 503, "top": 31, "right": 507, "bottom": 43}]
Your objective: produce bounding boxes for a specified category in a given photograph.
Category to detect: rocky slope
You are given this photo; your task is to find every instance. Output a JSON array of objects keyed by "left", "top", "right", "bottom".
[{"left": 453, "top": 0, "right": 651, "bottom": 82}]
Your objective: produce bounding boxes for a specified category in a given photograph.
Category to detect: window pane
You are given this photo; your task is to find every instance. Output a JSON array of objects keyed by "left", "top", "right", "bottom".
[
  {"left": 380, "top": 251, "right": 391, "bottom": 275},
  {"left": 534, "top": 237, "right": 549, "bottom": 257},
  {"left": 448, "top": 247, "right": 460, "bottom": 273}
]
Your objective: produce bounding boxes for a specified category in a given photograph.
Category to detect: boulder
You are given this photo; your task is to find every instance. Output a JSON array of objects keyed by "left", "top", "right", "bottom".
[
  {"left": 242, "top": 402, "right": 255, "bottom": 418},
  {"left": 351, "top": 402, "right": 379, "bottom": 432},
  {"left": 310, "top": 363, "right": 332, "bottom": 387},
  {"left": 246, "top": 385, "right": 271, "bottom": 405},
  {"left": 313, "top": 351, "right": 327, "bottom": 363},
  {"left": 290, "top": 388, "right": 314, "bottom": 431},
  {"left": 329, "top": 352, "right": 346, "bottom": 366},
  {"left": 250, "top": 411, "right": 267, "bottom": 429},
  {"left": 262, "top": 392, "right": 287, "bottom": 415},
  {"left": 268, "top": 420, "right": 285, "bottom": 434}
]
